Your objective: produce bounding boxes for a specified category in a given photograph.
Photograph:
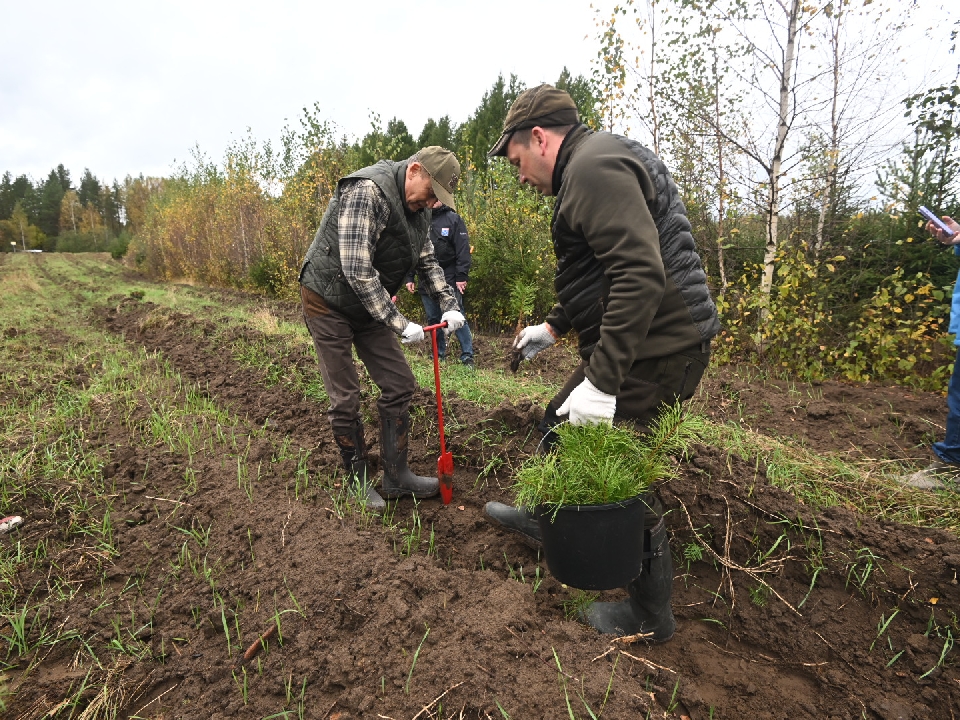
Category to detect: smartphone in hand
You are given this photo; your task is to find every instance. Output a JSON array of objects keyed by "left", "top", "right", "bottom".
[{"left": 919, "top": 205, "right": 956, "bottom": 238}]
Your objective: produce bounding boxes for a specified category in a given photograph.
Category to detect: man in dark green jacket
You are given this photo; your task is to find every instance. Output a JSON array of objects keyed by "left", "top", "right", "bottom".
[
  {"left": 299, "top": 147, "right": 465, "bottom": 511},
  {"left": 485, "top": 85, "right": 720, "bottom": 643}
]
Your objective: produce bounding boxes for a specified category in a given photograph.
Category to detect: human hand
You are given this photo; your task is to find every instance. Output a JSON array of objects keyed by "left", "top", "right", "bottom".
[
  {"left": 556, "top": 377, "right": 616, "bottom": 425},
  {"left": 513, "top": 323, "right": 558, "bottom": 361},
  {"left": 456, "top": 281, "right": 467, "bottom": 294},
  {"left": 401, "top": 322, "right": 425, "bottom": 344},
  {"left": 406, "top": 282, "right": 416, "bottom": 293},
  {"left": 927, "top": 216, "right": 960, "bottom": 245},
  {"left": 441, "top": 310, "right": 465, "bottom": 335}
]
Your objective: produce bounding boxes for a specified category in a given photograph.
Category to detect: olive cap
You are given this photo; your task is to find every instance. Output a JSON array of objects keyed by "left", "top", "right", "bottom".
[
  {"left": 416, "top": 146, "right": 460, "bottom": 210},
  {"left": 488, "top": 84, "right": 580, "bottom": 157}
]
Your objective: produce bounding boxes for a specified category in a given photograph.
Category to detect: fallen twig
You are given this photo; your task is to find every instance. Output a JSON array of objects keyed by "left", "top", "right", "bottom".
[
  {"left": 592, "top": 647, "right": 617, "bottom": 661},
  {"left": 131, "top": 682, "right": 181, "bottom": 718},
  {"left": 411, "top": 681, "right": 465, "bottom": 720},
  {"left": 618, "top": 650, "right": 677, "bottom": 675},
  {"left": 145, "top": 495, "right": 191, "bottom": 506},
  {"left": 233, "top": 624, "right": 278, "bottom": 669},
  {"left": 676, "top": 494, "right": 802, "bottom": 616},
  {"left": 705, "top": 639, "right": 826, "bottom": 669},
  {"left": 611, "top": 630, "right": 655, "bottom": 645}
]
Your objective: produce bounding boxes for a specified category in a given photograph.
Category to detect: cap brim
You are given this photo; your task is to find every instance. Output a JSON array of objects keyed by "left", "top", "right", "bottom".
[
  {"left": 431, "top": 179, "right": 456, "bottom": 211},
  {"left": 487, "top": 130, "right": 511, "bottom": 158}
]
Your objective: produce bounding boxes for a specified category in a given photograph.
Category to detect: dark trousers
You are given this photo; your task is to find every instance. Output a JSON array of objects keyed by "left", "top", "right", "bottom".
[
  {"left": 539, "top": 344, "right": 711, "bottom": 437},
  {"left": 933, "top": 345, "right": 960, "bottom": 464},
  {"left": 301, "top": 286, "right": 416, "bottom": 427},
  {"left": 419, "top": 287, "right": 473, "bottom": 361}
]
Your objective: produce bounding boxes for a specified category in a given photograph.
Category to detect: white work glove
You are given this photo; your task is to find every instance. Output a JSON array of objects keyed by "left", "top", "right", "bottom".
[
  {"left": 514, "top": 323, "right": 557, "bottom": 361},
  {"left": 441, "top": 310, "right": 466, "bottom": 335},
  {"left": 401, "top": 322, "right": 425, "bottom": 344},
  {"left": 556, "top": 377, "right": 617, "bottom": 425}
]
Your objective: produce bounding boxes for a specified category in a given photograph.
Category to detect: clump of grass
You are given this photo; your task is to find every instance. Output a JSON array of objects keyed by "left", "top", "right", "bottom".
[{"left": 512, "top": 403, "right": 706, "bottom": 510}]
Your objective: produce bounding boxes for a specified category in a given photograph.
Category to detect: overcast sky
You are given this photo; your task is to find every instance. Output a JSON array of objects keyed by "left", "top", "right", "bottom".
[
  {"left": 0, "top": 0, "right": 600, "bottom": 184},
  {"left": 1, "top": 1, "right": 956, "bottom": 187}
]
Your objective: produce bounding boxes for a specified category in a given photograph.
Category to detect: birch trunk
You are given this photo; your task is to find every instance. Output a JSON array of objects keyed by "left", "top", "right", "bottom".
[
  {"left": 759, "top": 0, "right": 801, "bottom": 318},
  {"left": 814, "top": 0, "right": 843, "bottom": 259}
]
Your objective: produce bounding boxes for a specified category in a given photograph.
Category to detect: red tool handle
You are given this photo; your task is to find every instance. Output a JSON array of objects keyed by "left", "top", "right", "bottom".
[
  {"left": 423, "top": 322, "right": 454, "bottom": 504},
  {"left": 423, "top": 323, "right": 448, "bottom": 457}
]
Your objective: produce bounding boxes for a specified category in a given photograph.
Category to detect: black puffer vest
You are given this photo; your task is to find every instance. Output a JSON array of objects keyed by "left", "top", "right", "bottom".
[
  {"left": 299, "top": 161, "right": 430, "bottom": 323},
  {"left": 552, "top": 128, "right": 720, "bottom": 358}
]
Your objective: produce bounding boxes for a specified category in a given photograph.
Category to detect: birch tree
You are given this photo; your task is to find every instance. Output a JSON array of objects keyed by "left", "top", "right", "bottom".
[
  {"left": 592, "top": 0, "right": 748, "bottom": 296},
  {"left": 60, "top": 190, "right": 80, "bottom": 234}
]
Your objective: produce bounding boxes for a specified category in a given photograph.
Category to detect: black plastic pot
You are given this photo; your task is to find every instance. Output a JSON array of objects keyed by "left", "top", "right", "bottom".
[{"left": 535, "top": 493, "right": 648, "bottom": 591}]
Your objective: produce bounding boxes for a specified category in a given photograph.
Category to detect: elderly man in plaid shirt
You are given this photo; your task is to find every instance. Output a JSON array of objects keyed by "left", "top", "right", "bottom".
[{"left": 299, "top": 147, "right": 465, "bottom": 510}]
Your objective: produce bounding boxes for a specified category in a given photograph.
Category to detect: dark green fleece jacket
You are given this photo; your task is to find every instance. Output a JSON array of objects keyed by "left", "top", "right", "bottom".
[{"left": 546, "top": 125, "right": 720, "bottom": 396}]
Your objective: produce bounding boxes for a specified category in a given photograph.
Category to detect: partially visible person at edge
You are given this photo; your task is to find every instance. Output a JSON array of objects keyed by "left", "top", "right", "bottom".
[
  {"left": 483, "top": 85, "right": 720, "bottom": 643},
  {"left": 298, "top": 147, "right": 466, "bottom": 512},
  {"left": 404, "top": 199, "right": 475, "bottom": 368},
  {"left": 899, "top": 213, "right": 960, "bottom": 491}
]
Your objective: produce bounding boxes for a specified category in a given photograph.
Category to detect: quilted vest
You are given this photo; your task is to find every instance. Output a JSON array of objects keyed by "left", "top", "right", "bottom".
[
  {"left": 299, "top": 161, "right": 430, "bottom": 323},
  {"left": 553, "top": 130, "right": 720, "bottom": 358}
]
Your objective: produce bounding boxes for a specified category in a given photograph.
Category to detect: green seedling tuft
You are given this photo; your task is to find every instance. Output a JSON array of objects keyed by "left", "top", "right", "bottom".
[
  {"left": 870, "top": 608, "right": 900, "bottom": 652},
  {"left": 404, "top": 625, "right": 430, "bottom": 694},
  {"left": 920, "top": 629, "right": 954, "bottom": 679},
  {"left": 845, "top": 547, "right": 884, "bottom": 596},
  {"left": 562, "top": 590, "right": 599, "bottom": 621}
]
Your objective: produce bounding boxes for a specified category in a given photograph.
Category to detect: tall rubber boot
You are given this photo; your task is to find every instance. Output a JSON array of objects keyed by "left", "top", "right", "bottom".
[
  {"left": 379, "top": 412, "right": 439, "bottom": 499},
  {"left": 333, "top": 420, "right": 385, "bottom": 511},
  {"left": 483, "top": 426, "right": 556, "bottom": 544},
  {"left": 582, "top": 510, "right": 676, "bottom": 643},
  {"left": 483, "top": 503, "right": 542, "bottom": 545}
]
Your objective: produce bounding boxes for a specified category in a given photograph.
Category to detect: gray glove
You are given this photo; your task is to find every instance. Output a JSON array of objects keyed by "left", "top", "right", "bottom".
[
  {"left": 401, "top": 322, "right": 425, "bottom": 344},
  {"left": 441, "top": 310, "right": 466, "bottom": 335},
  {"left": 514, "top": 323, "right": 557, "bottom": 361},
  {"left": 556, "top": 377, "right": 616, "bottom": 425}
]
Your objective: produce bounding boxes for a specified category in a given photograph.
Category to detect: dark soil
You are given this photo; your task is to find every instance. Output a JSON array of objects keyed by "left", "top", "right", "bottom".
[{"left": 4, "top": 276, "right": 960, "bottom": 719}]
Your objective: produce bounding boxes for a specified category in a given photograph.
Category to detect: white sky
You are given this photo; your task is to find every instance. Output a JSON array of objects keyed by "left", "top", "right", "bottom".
[
  {"left": 1, "top": 1, "right": 956, "bottom": 188},
  {"left": 0, "top": 0, "right": 600, "bottom": 185}
]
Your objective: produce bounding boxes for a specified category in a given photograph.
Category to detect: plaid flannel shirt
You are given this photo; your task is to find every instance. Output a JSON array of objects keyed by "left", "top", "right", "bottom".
[{"left": 338, "top": 179, "right": 451, "bottom": 335}]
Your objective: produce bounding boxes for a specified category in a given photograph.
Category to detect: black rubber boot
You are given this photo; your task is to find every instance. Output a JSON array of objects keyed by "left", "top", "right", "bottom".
[
  {"left": 582, "top": 510, "right": 676, "bottom": 643},
  {"left": 484, "top": 502, "right": 542, "bottom": 545},
  {"left": 333, "top": 420, "right": 385, "bottom": 511},
  {"left": 379, "top": 412, "right": 439, "bottom": 499}
]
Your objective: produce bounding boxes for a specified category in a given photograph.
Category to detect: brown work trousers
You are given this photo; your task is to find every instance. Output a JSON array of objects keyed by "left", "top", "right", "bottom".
[
  {"left": 301, "top": 286, "right": 416, "bottom": 427},
  {"left": 539, "top": 343, "right": 711, "bottom": 436}
]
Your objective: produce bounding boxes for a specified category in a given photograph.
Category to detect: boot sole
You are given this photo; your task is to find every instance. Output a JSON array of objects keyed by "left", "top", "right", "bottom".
[{"left": 381, "top": 488, "right": 439, "bottom": 500}]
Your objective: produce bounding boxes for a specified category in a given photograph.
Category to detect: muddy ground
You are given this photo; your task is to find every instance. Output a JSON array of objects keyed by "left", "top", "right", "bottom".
[{"left": 4, "top": 267, "right": 960, "bottom": 719}]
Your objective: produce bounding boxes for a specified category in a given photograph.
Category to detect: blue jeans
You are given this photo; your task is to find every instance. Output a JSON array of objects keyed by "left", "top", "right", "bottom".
[
  {"left": 420, "top": 288, "right": 473, "bottom": 362},
  {"left": 933, "top": 345, "right": 960, "bottom": 464}
]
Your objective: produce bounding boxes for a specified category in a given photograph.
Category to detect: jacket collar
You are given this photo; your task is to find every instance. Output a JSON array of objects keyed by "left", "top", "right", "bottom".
[{"left": 551, "top": 124, "right": 592, "bottom": 195}]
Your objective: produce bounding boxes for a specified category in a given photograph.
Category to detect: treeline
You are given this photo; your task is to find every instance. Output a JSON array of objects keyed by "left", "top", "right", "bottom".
[
  {"left": 4, "top": 0, "right": 959, "bottom": 392},
  {"left": 127, "top": 70, "right": 595, "bottom": 330},
  {"left": 126, "top": 79, "right": 959, "bottom": 390},
  {"left": 0, "top": 167, "right": 155, "bottom": 258}
]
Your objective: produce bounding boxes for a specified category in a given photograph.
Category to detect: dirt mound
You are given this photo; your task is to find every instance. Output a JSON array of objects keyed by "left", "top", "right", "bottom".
[{"left": 5, "top": 286, "right": 959, "bottom": 719}]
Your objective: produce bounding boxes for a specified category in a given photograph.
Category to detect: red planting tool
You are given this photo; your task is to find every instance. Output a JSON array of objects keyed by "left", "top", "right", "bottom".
[{"left": 423, "top": 322, "right": 454, "bottom": 504}]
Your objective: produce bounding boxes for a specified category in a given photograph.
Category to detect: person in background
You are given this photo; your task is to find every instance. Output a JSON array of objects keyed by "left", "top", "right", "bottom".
[
  {"left": 299, "top": 147, "right": 466, "bottom": 511},
  {"left": 483, "top": 84, "right": 720, "bottom": 643},
  {"left": 899, "top": 213, "right": 960, "bottom": 491},
  {"left": 405, "top": 199, "right": 475, "bottom": 368}
]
